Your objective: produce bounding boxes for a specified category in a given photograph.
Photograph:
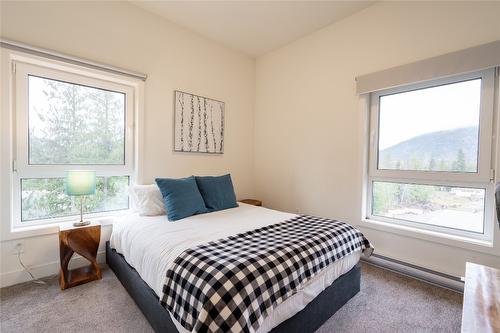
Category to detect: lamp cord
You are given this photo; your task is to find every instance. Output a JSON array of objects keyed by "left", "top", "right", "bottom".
[{"left": 17, "top": 250, "right": 46, "bottom": 285}]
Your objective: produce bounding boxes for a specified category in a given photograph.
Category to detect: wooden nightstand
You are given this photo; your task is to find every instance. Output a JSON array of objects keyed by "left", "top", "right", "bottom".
[
  {"left": 59, "top": 222, "right": 101, "bottom": 290},
  {"left": 240, "top": 199, "right": 262, "bottom": 206}
]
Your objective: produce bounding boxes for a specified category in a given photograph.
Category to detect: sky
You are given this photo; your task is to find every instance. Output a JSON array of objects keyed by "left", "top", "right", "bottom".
[{"left": 378, "top": 79, "right": 481, "bottom": 150}]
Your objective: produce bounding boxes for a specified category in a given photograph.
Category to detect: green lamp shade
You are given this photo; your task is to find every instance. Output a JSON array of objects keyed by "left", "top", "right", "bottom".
[{"left": 66, "top": 170, "right": 96, "bottom": 196}]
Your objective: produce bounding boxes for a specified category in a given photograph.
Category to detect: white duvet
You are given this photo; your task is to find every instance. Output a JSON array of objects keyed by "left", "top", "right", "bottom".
[{"left": 110, "top": 203, "right": 360, "bottom": 333}]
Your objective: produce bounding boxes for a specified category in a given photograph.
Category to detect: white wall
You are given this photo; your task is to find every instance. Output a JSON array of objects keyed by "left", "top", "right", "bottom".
[
  {"left": 0, "top": 1, "right": 255, "bottom": 287},
  {"left": 254, "top": 1, "right": 500, "bottom": 277},
  {"left": 2, "top": 1, "right": 500, "bottom": 288}
]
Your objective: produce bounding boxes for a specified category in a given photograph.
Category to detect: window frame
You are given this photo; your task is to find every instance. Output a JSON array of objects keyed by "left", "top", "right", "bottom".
[
  {"left": 11, "top": 59, "right": 137, "bottom": 229},
  {"left": 366, "top": 69, "right": 496, "bottom": 242}
]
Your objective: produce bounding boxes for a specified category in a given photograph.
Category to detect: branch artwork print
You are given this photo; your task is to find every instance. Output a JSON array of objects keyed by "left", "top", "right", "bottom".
[
  {"left": 178, "top": 92, "right": 185, "bottom": 150},
  {"left": 209, "top": 102, "right": 217, "bottom": 152},
  {"left": 188, "top": 94, "right": 195, "bottom": 151},
  {"left": 219, "top": 103, "right": 224, "bottom": 153},
  {"left": 196, "top": 96, "right": 202, "bottom": 152},
  {"left": 174, "top": 91, "right": 224, "bottom": 154},
  {"left": 203, "top": 98, "right": 209, "bottom": 151}
]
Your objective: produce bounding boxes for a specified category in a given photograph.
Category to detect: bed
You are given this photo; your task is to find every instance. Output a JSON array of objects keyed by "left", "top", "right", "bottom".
[{"left": 107, "top": 203, "right": 371, "bottom": 333}]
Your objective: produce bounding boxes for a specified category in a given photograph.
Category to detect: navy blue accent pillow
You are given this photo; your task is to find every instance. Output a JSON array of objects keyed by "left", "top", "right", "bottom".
[
  {"left": 155, "top": 176, "right": 208, "bottom": 221},
  {"left": 195, "top": 174, "right": 238, "bottom": 212}
]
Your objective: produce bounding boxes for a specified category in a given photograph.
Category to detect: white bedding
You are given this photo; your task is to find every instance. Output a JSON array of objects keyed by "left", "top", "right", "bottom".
[{"left": 110, "top": 203, "right": 360, "bottom": 333}]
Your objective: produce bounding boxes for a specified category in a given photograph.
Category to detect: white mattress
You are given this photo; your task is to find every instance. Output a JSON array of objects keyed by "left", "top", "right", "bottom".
[{"left": 110, "top": 203, "right": 360, "bottom": 333}]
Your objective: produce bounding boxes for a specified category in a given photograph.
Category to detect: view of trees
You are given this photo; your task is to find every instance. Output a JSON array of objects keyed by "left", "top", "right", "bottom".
[
  {"left": 372, "top": 182, "right": 433, "bottom": 216},
  {"left": 372, "top": 180, "right": 484, "bottom": 233},
  {"left": 22, "top": 176, "right": 129, "bottom": 221},
  {"left": 380, "top": 148, "right": 472, "bottom": 172},
  {"left": 373, "top": 126, "right": 484, "bottom": 231},
  {"left": 29, "top": 76, "right": 125, "bottom": 165},
  {"left": 22, "top": 76, "right": 129, "bottom": 222}
]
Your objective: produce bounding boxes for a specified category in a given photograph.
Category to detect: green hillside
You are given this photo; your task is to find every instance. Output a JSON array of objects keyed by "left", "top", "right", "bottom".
[{"left": 379, "top": 126, "right": 478, "bottom": 172}]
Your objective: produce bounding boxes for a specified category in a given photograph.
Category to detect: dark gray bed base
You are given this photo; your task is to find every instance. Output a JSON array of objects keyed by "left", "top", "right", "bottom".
[{"left": 106, "top": 241, "right": 360, "bottom": 333}]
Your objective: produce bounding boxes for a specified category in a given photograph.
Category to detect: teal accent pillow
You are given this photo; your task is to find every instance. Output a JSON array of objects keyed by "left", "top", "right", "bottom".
[
  {"left": 195, "top": 174, "right": 238, "bottom": 212},
  {"left": 155, "top": 176, "right": 208, "bottom": 221}
]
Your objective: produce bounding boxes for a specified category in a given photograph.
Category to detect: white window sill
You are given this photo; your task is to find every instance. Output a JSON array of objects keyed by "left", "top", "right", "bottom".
[
  {"left": 2, "top": 211, "right": 130, "bottom": 241},
  {"left": 360, "top": 218, "right": 497, "bottom": 256}
]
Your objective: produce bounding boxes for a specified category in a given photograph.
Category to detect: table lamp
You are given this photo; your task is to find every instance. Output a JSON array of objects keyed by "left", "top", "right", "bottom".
[{"left": 66, "top": 170, "right": 96, "bottom": 226}]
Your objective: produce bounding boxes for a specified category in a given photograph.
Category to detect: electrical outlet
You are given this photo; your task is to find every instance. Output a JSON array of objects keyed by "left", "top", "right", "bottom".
[{"left": 11, "top": 242, "right": 24, "bottom": 255}]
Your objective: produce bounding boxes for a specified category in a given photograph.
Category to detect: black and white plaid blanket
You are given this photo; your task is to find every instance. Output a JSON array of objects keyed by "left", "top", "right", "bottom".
[{"left": 161, "top": 215, "right": 372, "bottom": 333}]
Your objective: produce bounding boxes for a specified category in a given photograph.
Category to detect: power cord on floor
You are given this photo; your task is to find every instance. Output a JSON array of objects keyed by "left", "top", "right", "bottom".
[{"left": 16, "top": 250, "right": 46, "bottom": 285}]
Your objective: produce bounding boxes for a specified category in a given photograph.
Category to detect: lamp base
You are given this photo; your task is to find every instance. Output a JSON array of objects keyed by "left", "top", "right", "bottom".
[{"left": 73, "top": 221, "right": 91, "bottom": 227}]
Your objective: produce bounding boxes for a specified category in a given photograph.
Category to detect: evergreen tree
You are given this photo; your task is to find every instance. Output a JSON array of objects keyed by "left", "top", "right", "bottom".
[{"left": 453, "top": 149, "right": 466, "bottom": 171}]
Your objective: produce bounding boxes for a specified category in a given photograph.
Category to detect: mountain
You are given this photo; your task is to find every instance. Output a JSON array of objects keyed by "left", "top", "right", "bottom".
[{"left": 379, "top": 126, "right": 478, "bottom": 171}]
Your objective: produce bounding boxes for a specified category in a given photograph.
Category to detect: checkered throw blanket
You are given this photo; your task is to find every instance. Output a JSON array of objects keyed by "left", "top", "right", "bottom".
[{"left": 161, "top": 215, "right": 372, "bottom": 333}]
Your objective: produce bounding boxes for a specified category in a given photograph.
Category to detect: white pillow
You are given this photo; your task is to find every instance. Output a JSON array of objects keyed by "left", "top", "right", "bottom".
[{"left": 129, "top": 184, "right": 166, "bottom": 216}]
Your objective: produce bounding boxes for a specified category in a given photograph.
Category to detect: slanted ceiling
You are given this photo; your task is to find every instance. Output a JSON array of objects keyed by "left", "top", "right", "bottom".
[{"left": 131, "top": 1, "right": 374, "bottom": 56}]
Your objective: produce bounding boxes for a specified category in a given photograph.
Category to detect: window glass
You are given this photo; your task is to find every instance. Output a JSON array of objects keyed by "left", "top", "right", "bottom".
[
  {"left": 378, "top": 79, "right": 481, "bottom": 172},
  {"left": 372, "top": 181, "right": 484, "bottom": 233},
  {"left": 21, "top": 176, "right": 129, "bottom": 221},
  {"left": 28, "top": 75, "right": 126, "bottom": 165}
]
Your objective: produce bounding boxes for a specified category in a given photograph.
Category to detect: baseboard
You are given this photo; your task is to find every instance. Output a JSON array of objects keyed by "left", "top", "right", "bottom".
[
  {"left": 3, "top": 251, "right": 465, "bottom": 293},
  {"left": 0, "top": 251, "right": 106, "bottom": 288},
  {"left": 361, "top": 253, "right": 464, "bottom": 293}
]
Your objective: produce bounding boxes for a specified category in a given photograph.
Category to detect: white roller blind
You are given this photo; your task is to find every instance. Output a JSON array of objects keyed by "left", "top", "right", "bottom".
[
  {"left": 356, "top": 40, "right": 500, "bottom": 95},
  {"left": 1, "top": 38, "right": 147, "bottom": 81}
]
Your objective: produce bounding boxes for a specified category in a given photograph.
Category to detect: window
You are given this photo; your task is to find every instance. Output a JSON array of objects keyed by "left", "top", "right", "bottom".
[
  {"left": 13, "top": 60, "right": 136, "bottom": 227},
  {"left": 367, "top": 69, "right": 495, "bottom": 240}
]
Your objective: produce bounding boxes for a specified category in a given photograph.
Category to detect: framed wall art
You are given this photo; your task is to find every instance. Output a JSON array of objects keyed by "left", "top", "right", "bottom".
[{"left": 173, "top": 90, "right": 224, "bottom": 154}]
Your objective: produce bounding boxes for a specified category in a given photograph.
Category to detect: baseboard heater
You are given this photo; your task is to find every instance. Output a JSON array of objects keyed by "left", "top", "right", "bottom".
[{"left": 361, "top": 253, "right": 464, "bottom": 293}]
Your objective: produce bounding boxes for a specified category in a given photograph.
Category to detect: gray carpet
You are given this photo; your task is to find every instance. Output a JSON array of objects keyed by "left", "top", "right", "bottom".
[{"left": 0, "top": 263, "right": 463, "bottom": 332}]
